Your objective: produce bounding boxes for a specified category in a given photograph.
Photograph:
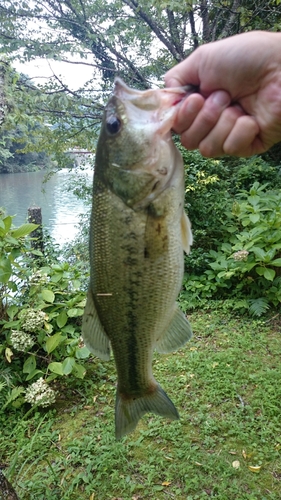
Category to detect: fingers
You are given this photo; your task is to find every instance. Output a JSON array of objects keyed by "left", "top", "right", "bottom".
[
  {"left": 177, "top": 90, "right": 231, "bottom": 149},
  {"left": 174, "top": 88, "right": 263, "bottom": 157},
  {"left": 175, "top": 90, "right": 262, "bottom": 157},
  {"left": 165, "top": 53, "right": 201, "bottom": 88},
  {"left": 173, "top": 93, "right": 205, "bottom": 133},
  {"left": 223, "top": 115, "right": 261, "bottom": 156},
  {"left": 199, "top": 106, "right": 245, "bottom": 157}
]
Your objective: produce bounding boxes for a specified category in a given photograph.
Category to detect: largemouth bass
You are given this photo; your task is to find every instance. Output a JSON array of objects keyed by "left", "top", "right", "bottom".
[{"left": 82, "top": 78, "right": 193, "bottom": 439}]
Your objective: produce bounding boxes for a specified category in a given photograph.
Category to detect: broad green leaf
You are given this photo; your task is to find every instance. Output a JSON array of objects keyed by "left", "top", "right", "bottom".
[
  {"left": 247, "top": 195, "right": 260, "bottom": 206},
  {"left": 23, "top": 355, "right": 36, "bottom": 374},
  {"left": 252, "top": 247, "right": 266, "bottom": 261},
  {"left": 62, "top": 357, "right": 75, "bottom": 375},
  {"left": 73, "top": 362, "right": 86, "bottom": 379},
  {"left": 3, "top": 216, "right": 12, "bottom": 232},
  {"left": 11, "top": 223, "right": 39, "bottom": 238},
  {"left": 26, "top": 369, "right": 43, "bottom": 381},
  {"left": 30, "top": 249, "right": 44, "bottom": 257},
  {"left": 45, "top": 332, "right": 64, "bottom": 354},
  {"left": 56, "top": 310, "right": 68, "bottom": 328},
  {"left": 48, "top": 362, "right": 64, "bottom": 376},
  {"left": 0, "top": 257, "right": 12, "bottom": 284},
  {"left": 72, "top": 279, "right": 81, "bottom": 289},
  {"left": 221, "top": 242, "right": 232, "bottom": 253},
  {"left": 271, "top": 258, "right": 281, "bottom": 267},
  {"left": 7, "top": 304, "right": 18, "bottom": 319},
  {"left": 263, "top": 268, "right": 275, "bottom": 281},
  {"left": 256, "top": 266, "right": 265, "bottom": 276},
  {"left": 75, "top": 346, "right": 90, "bottom": 359},
  {"left": 67, "top": 308, "right": 84, "bottom": 317},
  {"left": 209, "top": 262, "right": 225, "bottom": 271},
  {"left": 41, "top": 289, "right": 55, "bottom": 303},
  {"left": 249, "top": 213, "right": 260, "bottom": 224}
]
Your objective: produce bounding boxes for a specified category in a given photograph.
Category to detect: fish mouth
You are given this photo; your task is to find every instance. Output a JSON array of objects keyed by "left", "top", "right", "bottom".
[{"left": 113, "top": 77, "right": 197, "bottom": 134}]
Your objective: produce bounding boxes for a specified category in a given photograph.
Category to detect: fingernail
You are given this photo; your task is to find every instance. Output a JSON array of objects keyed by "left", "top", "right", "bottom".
[{"left": 211, "top": 91, "right": 230, "bottom": 107}]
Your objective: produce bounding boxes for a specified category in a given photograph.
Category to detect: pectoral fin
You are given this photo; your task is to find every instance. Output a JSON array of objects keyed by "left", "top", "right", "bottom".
[
  {"left": 181, "top": 211, "right": 193, "bottom": 254},
  {"left": 155, "top": 305, "right": 193, "bottom": 353},
  {"left": 82, "top": 289, "right": 111, "bottom": 361}
]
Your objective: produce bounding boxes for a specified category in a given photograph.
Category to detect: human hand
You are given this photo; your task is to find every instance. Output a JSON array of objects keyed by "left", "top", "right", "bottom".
[{"left": 165, "top": 31, "right": 281, "bottom": 157}]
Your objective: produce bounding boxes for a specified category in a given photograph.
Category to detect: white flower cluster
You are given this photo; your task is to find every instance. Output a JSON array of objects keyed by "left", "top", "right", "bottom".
[
  {"left": 10, "top": 330, "right": 34, "bottom": 352},
  {"left": 233, "top": 250, "right": 249, "bottom": 262},
  {"left": 25, "top": 377, "right": 56, "bottom": 408},
  {"left": 20, "top": 309, "right": 47, "bottom": 332},
  {"left": 29, "top": 270, "right": 48, "bottom": 285}
]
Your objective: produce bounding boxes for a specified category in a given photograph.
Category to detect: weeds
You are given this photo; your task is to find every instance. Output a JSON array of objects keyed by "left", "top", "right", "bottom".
[{"left": 1, "top": 311, "right": 280, "bottom": 499}]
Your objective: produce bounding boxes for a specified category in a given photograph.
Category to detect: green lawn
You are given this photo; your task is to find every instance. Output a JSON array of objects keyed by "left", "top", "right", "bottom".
[{"left": 1, "top": 311, "right": 281, "bottom": 499}]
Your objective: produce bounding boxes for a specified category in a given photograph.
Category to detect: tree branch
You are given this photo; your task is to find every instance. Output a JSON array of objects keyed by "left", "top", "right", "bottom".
[{"left": 122, "top": 0, "right": 182, "bottom": 62}]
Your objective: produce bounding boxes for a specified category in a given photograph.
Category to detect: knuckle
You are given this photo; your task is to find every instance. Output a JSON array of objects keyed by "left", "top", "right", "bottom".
[
  {"left": 181, "top": 132, "right": 199, "bottom": 150},
  {"left": 199, "top": 140, "right": 221, "bottom": 158}
]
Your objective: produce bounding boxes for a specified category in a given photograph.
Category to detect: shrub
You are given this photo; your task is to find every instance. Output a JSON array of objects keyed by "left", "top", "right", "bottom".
[
  {"left": 0, "top": 213, "right": 91, "bottom": 411},
  {"left": 182, "top": 182, "right": 281, "bottom": 315}
]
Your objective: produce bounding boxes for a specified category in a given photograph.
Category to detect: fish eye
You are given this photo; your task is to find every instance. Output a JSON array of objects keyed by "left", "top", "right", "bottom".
[{"left": 106, "top": 115, "right": 121, "bottom": 135}]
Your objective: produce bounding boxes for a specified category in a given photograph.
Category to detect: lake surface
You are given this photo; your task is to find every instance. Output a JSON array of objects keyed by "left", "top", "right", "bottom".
[{"left": 0, "top": 168, "right": 93, "bottom": 245}]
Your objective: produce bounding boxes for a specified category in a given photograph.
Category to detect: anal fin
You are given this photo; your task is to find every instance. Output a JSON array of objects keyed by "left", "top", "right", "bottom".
[
  {"left": 82, "top": 289, "right": 111, "bottom": 361},
  {"left": 155, "top": 305, "right": 192, "bottom": 353}
]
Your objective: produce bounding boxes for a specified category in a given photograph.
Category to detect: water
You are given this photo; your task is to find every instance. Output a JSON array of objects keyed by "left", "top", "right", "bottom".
[{"left": 0, "top": 168, "right": 93, "bottom": 245}]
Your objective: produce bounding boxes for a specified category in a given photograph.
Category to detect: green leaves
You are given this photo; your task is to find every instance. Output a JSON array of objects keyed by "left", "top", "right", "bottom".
[
  {"left": 11, "top": 223, "right": 39, "bottom": 238},
  {"left": 45, "top": 332, "right": 66, "bottom": 354},
  {"left": 184, "top": 181, "right": 281, "bottom": 316},
  {"left": 0, "top": 209, "right": 90, "bottom": 410},
  {"left": 0, "top": 256, "right": 12, "bottom": 283},
  {"left": 41, "top": 289, "right": 55, "bottom": 304},
  {"left": 48, "top": 359, "right": 86, "bottom": 378}
]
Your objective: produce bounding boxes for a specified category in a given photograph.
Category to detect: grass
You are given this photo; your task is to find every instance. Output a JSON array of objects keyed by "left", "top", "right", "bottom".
[{"left": 1, "top": 310, "right": 281, "bottom": 499}]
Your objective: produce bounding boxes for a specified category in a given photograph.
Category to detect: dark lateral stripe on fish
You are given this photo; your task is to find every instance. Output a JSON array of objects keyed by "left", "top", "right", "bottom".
[{"left": 126, "top": 291, "right": 141, "bottom": 393}]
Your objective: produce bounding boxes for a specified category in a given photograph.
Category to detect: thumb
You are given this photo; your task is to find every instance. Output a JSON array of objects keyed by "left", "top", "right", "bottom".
[{"left": 165, "top": 52, "right": 201, "bottom": 88}]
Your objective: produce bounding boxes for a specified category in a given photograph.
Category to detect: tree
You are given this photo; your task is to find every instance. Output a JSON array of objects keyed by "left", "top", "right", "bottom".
[{"left": 0, "top": 1, "right": 280, "bottom": 160}]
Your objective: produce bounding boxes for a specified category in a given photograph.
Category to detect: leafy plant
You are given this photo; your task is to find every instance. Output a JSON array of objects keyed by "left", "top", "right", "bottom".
[
  {"left": 0, "top": 213, "right": 91, "bottom": 410},
  {"left": 0, "top": 209, "right": 38, "bottom": 318},
  {"left": 183, "top": 182, "right": 281, "bottom": 315}
]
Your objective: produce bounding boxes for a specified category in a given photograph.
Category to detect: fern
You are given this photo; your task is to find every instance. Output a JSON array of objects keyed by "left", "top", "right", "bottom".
[
  {"left": 2, "top": 386, "right": 25, "bottom": 410},
  {"left": 0, "top": 380, "right": 7, "bottom": 392},
  {"left": 248, "top": 297, "right": 270, "bottom": 317}
]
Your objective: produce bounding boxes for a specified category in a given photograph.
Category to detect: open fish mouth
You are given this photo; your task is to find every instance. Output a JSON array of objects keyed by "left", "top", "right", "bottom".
[{"left": 113, "top": 77, "right": 199, "bottom": 134}]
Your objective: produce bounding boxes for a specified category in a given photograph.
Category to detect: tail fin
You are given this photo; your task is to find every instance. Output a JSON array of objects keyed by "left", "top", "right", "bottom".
[{"left": 115, "top": 383, "right": 179, "bottom": 440}]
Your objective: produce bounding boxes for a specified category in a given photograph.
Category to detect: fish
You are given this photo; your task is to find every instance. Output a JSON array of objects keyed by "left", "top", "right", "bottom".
[{"left": 82, "top": 77, "right": 193, "bottom": 439}]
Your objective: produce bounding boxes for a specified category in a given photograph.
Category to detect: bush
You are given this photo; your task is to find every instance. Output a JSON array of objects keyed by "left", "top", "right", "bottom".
[
  {"left": 182, "top": 182, "right": 281, "bottom": 315},
  {"left": 0, "top": 212, "right": 91, "bottom": 411}
]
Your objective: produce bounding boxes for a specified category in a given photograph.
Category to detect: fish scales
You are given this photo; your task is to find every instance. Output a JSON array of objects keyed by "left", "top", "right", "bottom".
[{"left": 82, "top": 78, "right": 193, "bottom": 439}]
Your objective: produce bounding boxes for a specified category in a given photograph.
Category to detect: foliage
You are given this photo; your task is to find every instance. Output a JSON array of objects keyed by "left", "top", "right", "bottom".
[
  {"left": 0, "top": 125, "right": 53, "bottom": 173},
  {"left": 0, "top": 210, "right": 38, "bottom": 315},
  {"left": 1, "top": 311, "right": 281, "bottom": 499},
  {"left": 0, "top": 2, "right": 280, "bottom": 163},
  {"left": 182, "top": 182, "right": 281, "bottom": 315},
  {"left": 0, "top": 212, "right": 90, "bottom": 412}
]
